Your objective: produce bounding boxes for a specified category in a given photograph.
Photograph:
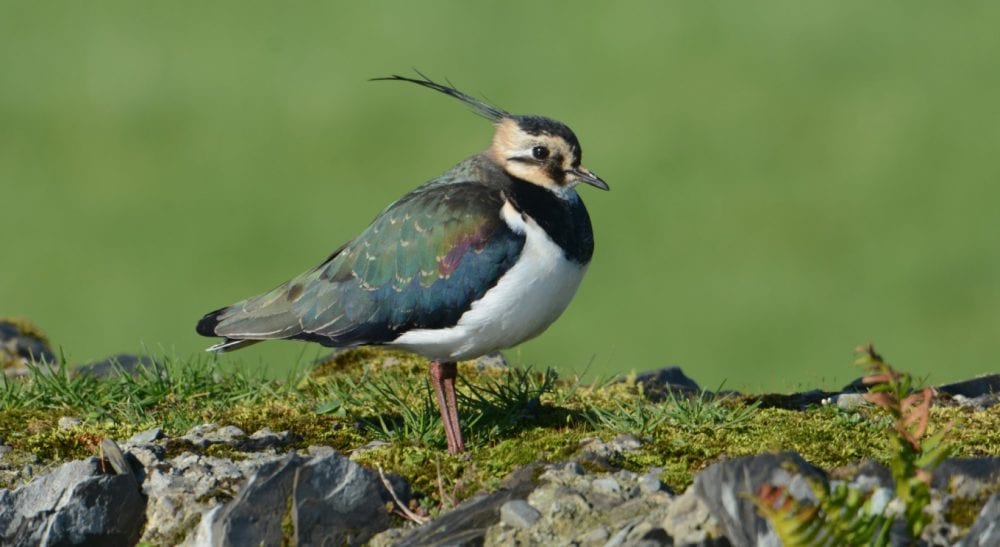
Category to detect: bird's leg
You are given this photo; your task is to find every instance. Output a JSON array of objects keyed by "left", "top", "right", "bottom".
[{"left": 430, "top": 360, "right": 465, "bottom": 454}]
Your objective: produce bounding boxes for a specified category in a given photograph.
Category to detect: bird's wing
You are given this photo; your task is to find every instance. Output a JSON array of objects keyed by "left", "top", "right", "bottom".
[{"left": 198, "top": 178, "right": 526, "bottom": 348}]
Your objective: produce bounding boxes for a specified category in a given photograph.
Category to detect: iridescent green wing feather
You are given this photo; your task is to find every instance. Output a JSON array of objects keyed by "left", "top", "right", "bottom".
[{"left": 199, "top": 159, "right": 525, "bottom": 346}]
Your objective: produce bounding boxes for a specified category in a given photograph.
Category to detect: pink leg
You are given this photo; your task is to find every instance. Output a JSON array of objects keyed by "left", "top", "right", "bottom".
[{"left": 430, "top": 360, "right": 465, "bottom": 454}]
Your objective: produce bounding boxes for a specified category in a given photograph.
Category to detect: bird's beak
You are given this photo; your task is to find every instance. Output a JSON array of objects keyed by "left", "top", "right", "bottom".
[{"left": 571, "top": 166, "right": 610, "bottom": 191}]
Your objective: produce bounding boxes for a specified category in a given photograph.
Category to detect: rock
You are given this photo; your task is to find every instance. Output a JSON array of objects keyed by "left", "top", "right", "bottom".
[
  {"left": 75, "top": 353, "right": 163, "bottom": 379},
  {"left": 638, "top": 470, "right": 664, "bottom": 495},
  {"left": 932, "top": 457, "right": 1000, "bottom": 496},
  {"left": 292, "top": 451, "right": 406, "bottom": 546},
  {"left": 0, "top": 458, "right": 144, "bottom": 546},
  {"left": 958, "top": 492, "right": 1000, "bottom": 547},
  {"left": 695, "top": 452, "right": 826, "bottom": 547},
  {"left": 240, "top": 427, "right": 294, "bottom": 451},
  {"left": 141, "top": 451, "right": 285, "bottom": 544},
  {"left": 951, "top": 393, "right": 1000, "bottom": 410},
  {"left": 592, "top": 477, "right": 622, "bottom": 495},
  {"left": 189, "top": 451, "right": 403, "bottom": 547},
  {"left": 833, "top": 392, "right": 869, "bottom": 410},
  {"left": 662, "top": 487, "right": 715, "bottom": 544},
  {"left": 500, "top": 499, "right": 541, "bottom": 529},
  {"left": 937, "top": 374, "right": 1000, "bottom": 398},
  {"left": 391, "top": 463, "right": 541, "bottom": 547},
  {"left": 755, "top": 389, "right": 839, "bottom": 410},
  {"left": 128, "top": 427, "right": 165, "bottom": 445},
  {"left": 181, "top": 423, "right": 246, "bottom": 448},
  {"left": 633, "top": 365, "right": 702, "bottom": 402}
]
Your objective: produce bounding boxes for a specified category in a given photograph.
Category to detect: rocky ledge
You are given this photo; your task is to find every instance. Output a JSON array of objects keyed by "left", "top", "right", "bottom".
[{"left": 1, "top": 421, "right": 998, "bottom": 546}]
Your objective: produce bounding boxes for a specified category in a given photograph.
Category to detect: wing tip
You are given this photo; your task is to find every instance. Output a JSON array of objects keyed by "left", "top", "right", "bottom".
[{"left": 196, "top": 307, "right": 227, "bottom": 337}]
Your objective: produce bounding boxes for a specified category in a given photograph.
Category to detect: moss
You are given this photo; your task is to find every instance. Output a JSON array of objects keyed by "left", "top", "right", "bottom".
[
  {"left": 308, "top": 347, "right": 426, "bottom": 382},
  {"left": 3, "top": 346, "right": 999, "bottom": 514}
]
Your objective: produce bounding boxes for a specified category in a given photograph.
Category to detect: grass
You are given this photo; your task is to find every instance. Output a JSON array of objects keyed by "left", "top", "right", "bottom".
[
  {"left": 1, "top": 347, "right": 998, "bottom": 511},
  {"left": 2, "top": 3, "right": 1000, "bottom": 389}
]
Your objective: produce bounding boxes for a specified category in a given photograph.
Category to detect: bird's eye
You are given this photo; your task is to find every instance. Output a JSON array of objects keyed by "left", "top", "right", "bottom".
[{"left": 531, "top": 146, "right": 550, "bottom": 160}]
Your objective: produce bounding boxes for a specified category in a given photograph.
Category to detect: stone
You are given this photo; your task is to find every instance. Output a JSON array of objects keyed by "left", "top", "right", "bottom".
[
  {"left": 937, "top": 374, "right": 1000, "bottom": 398},
  {"left": 957, "top": 492, "right": 1000, "bottom": 547},
  {"left": 592, "top": 477, "right": 622, "bottom": 495},
  {"left": 188, "top": 451, "right": 404, "bottom": 547},
  {"left": 932, "top": 457, "right": 1000, "bottom": 495},
  {"left": 500, "top": 499, "right": 541, "bottom": 529},
  {"left": 240, "top": 427, "right": 293, "bottom": 451},
  {"left": 695, "top": 452, "right": 826, "bottom": 547},
  {"left": 128, "top": 427, "right": 165, "bottom": 445},
  {"left": 141, "top": 451, "right": 284, "bottom": 544},
  {"left": 392, "top": 463, "right": 541, "bottom": 547},
  {"left": 0, "top": 458, "right": 144, "bottom": 546},
  {"left": 633, "top": 365, "right": 702, "bottom": 402},
  {"left": 833, "top": 392, "right": 869, "bottom": 410},
  {"left": 181, "top": 423, "right": 246, "bottom": 448},
  {"left": 662, "top": 487, "right": 714, "bottom": 544},
  {"left": 638, "top": 471, "right": 663, "bottom": 495},
  {"left": 292, "top": 451, "right": 406, "bottom": 546}
]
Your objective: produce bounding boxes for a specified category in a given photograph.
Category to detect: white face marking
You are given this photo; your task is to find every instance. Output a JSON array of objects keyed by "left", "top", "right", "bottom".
[
  {"left": 389, "top": 200, "right": 587, "bottom": 361},
  {"left": 488, "top": 119, "right": 579, "bottom": 192}
]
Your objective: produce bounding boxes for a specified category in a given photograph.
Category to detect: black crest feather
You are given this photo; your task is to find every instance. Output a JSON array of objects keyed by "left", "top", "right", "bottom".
[{"left": 371, "top": 70, "right": 509, "bottom": 122}]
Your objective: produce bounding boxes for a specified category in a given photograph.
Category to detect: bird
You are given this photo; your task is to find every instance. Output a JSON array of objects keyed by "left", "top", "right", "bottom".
[{"left": 196, "top": 73, "right": 608, "bottom": 453}]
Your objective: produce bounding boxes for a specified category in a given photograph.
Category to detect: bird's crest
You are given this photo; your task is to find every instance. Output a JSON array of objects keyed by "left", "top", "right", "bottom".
[{"left": 371, "top": 71, "right": 509, "bottom": 122}]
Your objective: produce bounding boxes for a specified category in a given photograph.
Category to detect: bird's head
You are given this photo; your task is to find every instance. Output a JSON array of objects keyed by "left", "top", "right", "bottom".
[{"left": 373, "top": 72, "right": 609, "bottom": 194}]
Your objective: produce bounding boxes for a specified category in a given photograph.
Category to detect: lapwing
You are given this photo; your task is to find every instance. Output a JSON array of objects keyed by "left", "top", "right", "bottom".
[{"left": 196, "top": 73, "right": 608, "bottom": 453}]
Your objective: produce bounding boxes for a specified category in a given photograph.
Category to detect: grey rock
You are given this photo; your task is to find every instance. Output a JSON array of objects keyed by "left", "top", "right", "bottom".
[
  {"left": 604, "top": 521, "right": 637, "bottom": 547},
  {"left": 833, "top": 392, "right": 869, "bottom": 410},
  {"left": 190, "top": 451, "right": 403, "bottom": 547},
  {"left": 240, "top": 427, "right": 293, "bottom": 451},
  {"left": 952, "top": 393, "right": 1000, "bottom": 410},
  {"left": 662, "top": 487, "right": 714, "bottom": 544},
  {"left": 957, "top": 492, "right": 1000, "bottom": 547},
  {"left": 592, "top": 477, "right": 622, "bottom": 495},
  {"left": 937, "top": 374, "right": 1000, "bottom": 399},
  {"left": 500, "top": 499, "right": 541, "bottom": 529},
  {"left": 142, "top": 451, "right": 284, "bottom": 544},
  {"left": 931, "top": 457, "right": 1000, "bottom": 495},
  {"left": 293, "top": 451, "right": 405, "bottom": 547},
  {"left": 128, "top": 427, "right": 165, "bottom": 445},
  {"left": 99, "top": 439, "right": 139, "bottom": 489},
  {"left": 182, "top": 423, "right": 246, "bottom": 448},
  {"left": 190, "top": 454, "right": 304, "bottom": 546},
  {"left": 393, "top": 463, "right": 541, "bottom": 547},
  {"left": 0, "top": 458, "right": 144, "bottom": 547},
  {"left": 695, "top": 452, "right": 826, "bottom": 547},
  {"left": 633, "top": 365, "right": 702, "bottom": 402},
  {"left": 638, "top": 471, "right": 663, "bottom": 495},
  {"left": 307, "top": 444, "right": 338, "bottom": 457}
]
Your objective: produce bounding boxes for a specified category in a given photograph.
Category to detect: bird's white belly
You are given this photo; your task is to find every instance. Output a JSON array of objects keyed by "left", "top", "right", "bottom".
[{"left": 389, "top": 201, "right": 587, "bottom": 361}]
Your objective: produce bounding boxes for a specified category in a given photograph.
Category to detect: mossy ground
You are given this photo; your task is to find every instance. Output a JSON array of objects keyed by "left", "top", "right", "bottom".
[{"left": 1, "top": 348, "right": 998, "bottom": 508}]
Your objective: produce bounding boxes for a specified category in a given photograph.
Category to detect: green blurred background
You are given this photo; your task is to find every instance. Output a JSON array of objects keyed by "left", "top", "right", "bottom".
[{"left": 2, "top": 2, "right": 998, "bottom": 391}]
